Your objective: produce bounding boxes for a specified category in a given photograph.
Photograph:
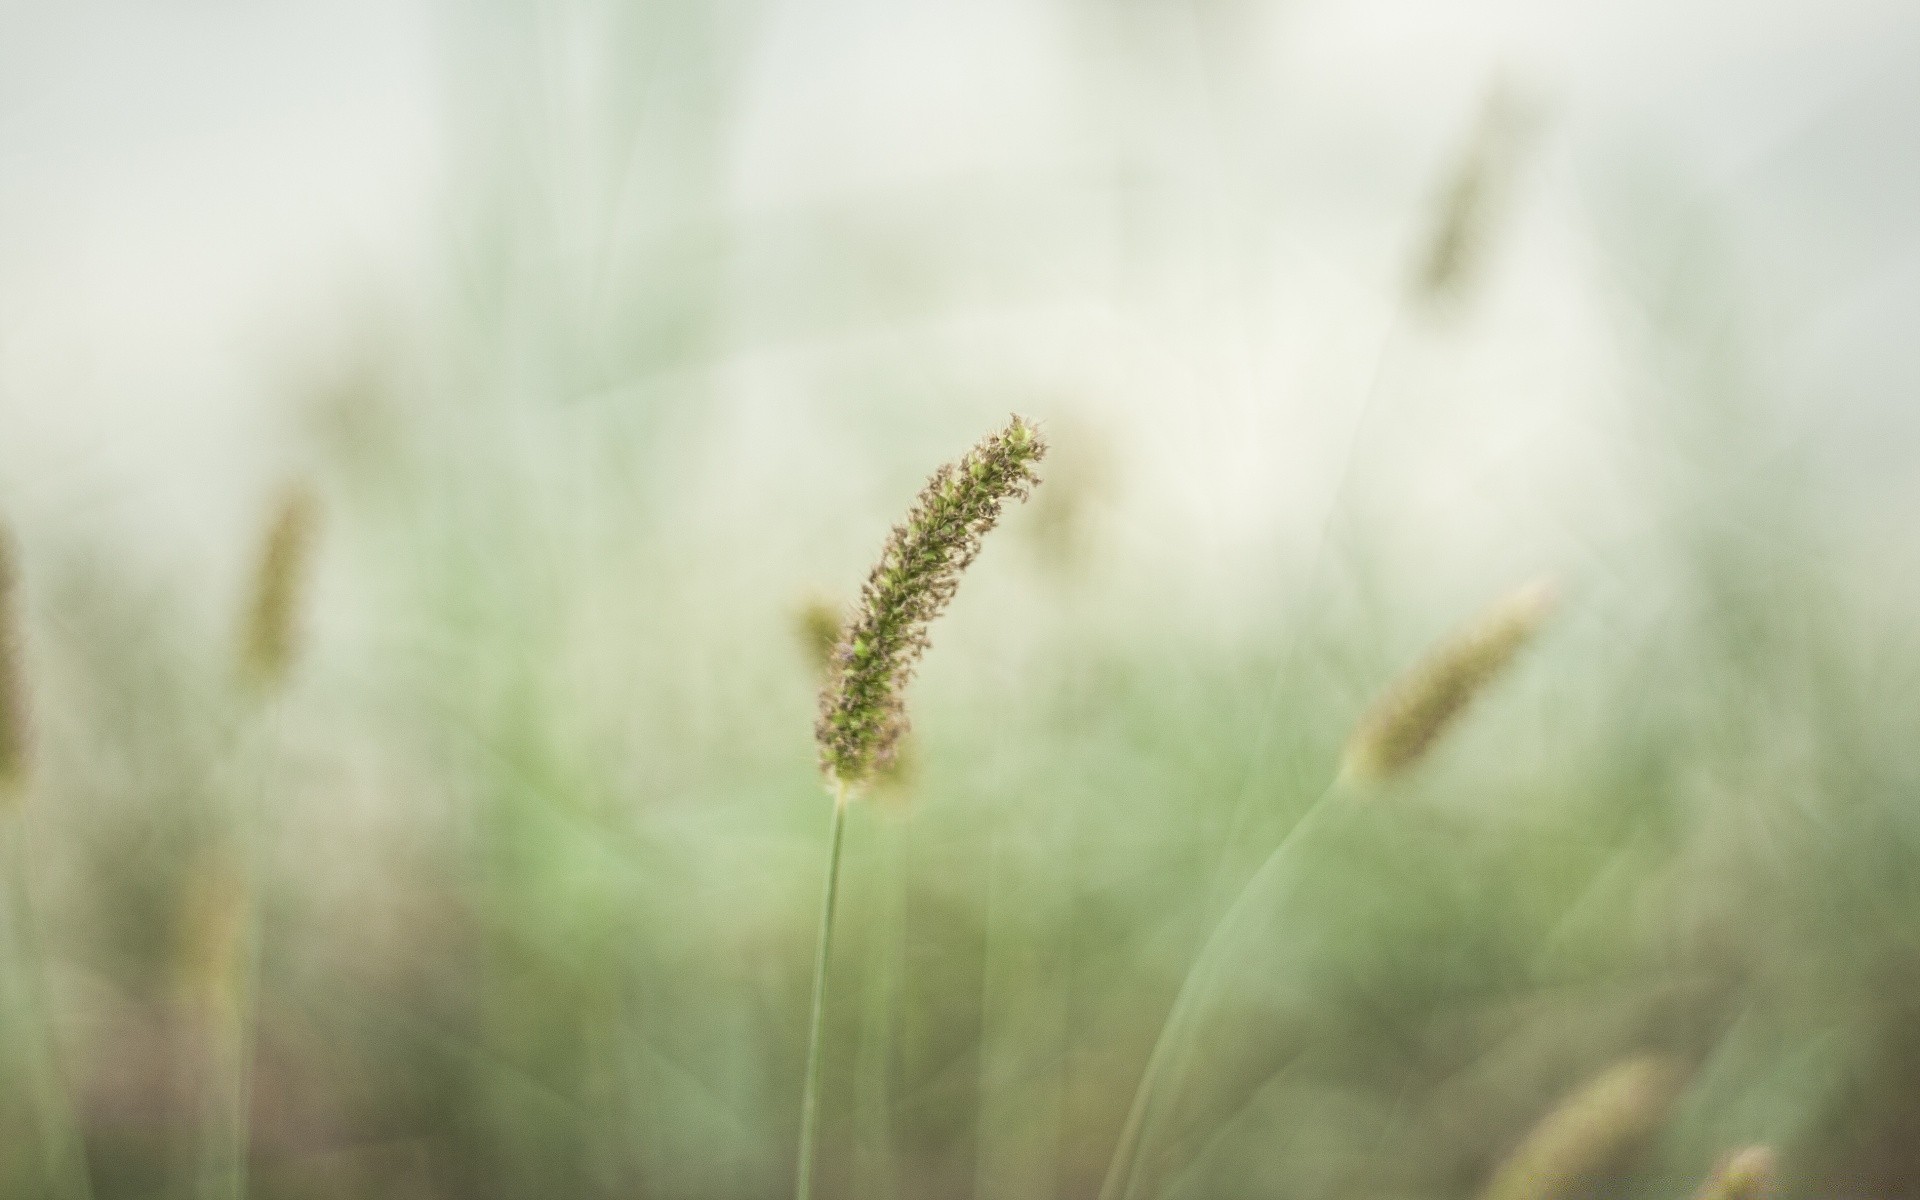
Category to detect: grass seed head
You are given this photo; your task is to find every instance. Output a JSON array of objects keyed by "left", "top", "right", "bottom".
[
  {"left": 1692, "top": 1146, "right": 1777, "bottom": 1200},
  {"left": 1342, "top": 575, "right": 1559, "bottom": 784},
  {"left": 1412, "top": 84, "right": 1540, "bottom": 307},
  {"left": 0, "top": 527, "right": 29, "bottom": 805},
  {"left": 239, "top": 482, "right": 322, "bottom": 693},
  {"left": 815, "top": 415, "right": 1047, "bottom": 791},
  {"left": 1478, "top": 1052, "right": 1682, "bottom": 1200}
]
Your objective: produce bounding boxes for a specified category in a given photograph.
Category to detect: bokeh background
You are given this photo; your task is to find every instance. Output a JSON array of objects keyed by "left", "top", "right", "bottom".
[{"left": 3, "top": 0, "right": 1920, "bottom": 1197}]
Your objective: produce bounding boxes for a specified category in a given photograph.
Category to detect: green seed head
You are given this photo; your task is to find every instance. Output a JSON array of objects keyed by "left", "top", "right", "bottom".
[{"left": 815, "top": 415, "right": 1047, "bottom": 789}]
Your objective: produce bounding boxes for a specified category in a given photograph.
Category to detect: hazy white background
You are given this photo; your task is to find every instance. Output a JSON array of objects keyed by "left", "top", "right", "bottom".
[{"left": 1, "top": 0, "right": 1916, "bottom": 585}]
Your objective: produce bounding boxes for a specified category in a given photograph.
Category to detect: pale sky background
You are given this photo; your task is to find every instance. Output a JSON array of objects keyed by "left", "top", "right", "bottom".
[{"left": 0, "top": 0, "right": 1916, "bottom": 593}]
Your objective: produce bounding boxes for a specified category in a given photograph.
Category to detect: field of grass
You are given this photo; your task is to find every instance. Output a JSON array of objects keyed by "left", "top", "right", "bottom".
[{"left": 2, "top": 2, "right": 1917, "bottom": 1198}]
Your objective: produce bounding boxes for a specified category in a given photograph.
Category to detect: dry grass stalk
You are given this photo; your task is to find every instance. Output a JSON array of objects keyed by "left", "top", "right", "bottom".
[
  {"left": 238, "top": 483, "right": 322, "bottom": 692},
  {"left": 1342, "top": 576, "right": 1559, "bottom": 783}
]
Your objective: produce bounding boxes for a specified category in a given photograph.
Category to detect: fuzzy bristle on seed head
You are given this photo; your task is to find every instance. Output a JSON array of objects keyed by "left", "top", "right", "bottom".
[
  {"left": 1477, "top": 1053, "right": 1682, "bottom": 1200},
  {"left": 1342, "top": 576, "right": 1559, "bottom": 784},
  {"left": 815, "top": 415, "right": 1047, "bottom": 791},
  {"left": 0, "top": 527, "right": 28, "bottom": 805},
  {"left": 239, "top": 483, "right": 322, "bottom": 693},
  {"left": 795, "top": 596, "right": 845, "bottom": 677},
  {"left": 1691, "top": 1146, "right": 1777, "bottom": 1200}
]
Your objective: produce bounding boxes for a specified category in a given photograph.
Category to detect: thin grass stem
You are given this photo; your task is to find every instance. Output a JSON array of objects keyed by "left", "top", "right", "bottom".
[
  {"left": 853, "top": 817, "right": 905, "bottom": 1200},
  {"left": 1098, "top": 784, "right": 1341, "bottom": 1200},
  {"left": 796, "top": 779, "right": 851, "bottom": 1200}
]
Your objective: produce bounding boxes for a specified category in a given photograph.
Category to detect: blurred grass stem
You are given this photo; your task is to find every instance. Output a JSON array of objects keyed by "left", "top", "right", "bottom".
[
  {"left": 2, "top": 819, "right": 95, "bottom": 1200},
  {"left": 195, "top": 734, "right": 268, "bottom": 1200},
  {"left": 1099, "top": 785, "right": 1341, "bottom": 1200}
]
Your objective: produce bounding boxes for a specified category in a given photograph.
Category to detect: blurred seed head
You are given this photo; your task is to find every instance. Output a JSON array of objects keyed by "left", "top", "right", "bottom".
[
  {"left": 1692, "top": 1145, "right": 1777, "bottom": 1200},
  {"left": 1342, "top": 576, "right": 1559, "bottom": 784},
  {"left": 0, "top": 526, "right": 29, "bottom": 805},
  {"left": 239, "top": 483, "right": 322, "bottom": 694},
  {"left": 795, "top": 594, "right": 845, "bottom": 677},
  {"left": 1478, "top": 1053, "right": 1683, "bottom": 1200},
  {"left": 1411, "top": 83, "right": 1542, "bottom": 310},
  {"left": 815, "top": 415, "right": 1047, "bottom": 790}
]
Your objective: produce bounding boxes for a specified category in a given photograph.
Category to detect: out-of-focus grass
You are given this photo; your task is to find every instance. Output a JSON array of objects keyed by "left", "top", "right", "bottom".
[{"left": 2, "top": 2, "right": 1918, "bottom": 1199}]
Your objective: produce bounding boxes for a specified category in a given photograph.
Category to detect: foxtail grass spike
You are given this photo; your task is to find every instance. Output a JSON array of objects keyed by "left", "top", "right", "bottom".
[
  {"left": 238, "top": 483, "right": 321, "bottom": 693},
  {"left": 0, "top": 527, "right": 29, "bottom": 806},
  {"left": 1412, "top": 85, "right": 1538, "bottom": 306},
  {"left": 1342, "top": 576, "right": 1558, "bottom": 783},
  {"left": 1691, "top": 1146, "right": 1777, "bottom": 1200},
  {"left": 1477, "top": 1053, "right": 1682, "bottom": 1200},
  {"left": 814, "top": 414, "right": 1047, "bottom": 789},
  {"left": 796, "top": 417, "right": 1045, "bottom": 1200}
]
